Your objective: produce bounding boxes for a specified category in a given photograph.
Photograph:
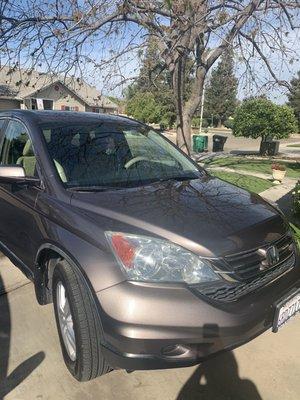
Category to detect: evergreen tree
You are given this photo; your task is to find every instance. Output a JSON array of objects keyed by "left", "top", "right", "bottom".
[
  {"left": 125, "top": 37, "right": 176, "bottom": 128},
  {"left": 126, "top": 92, "right": 162, "bottom": 124},
  {"left": 287, "top": 71, "right": 300, "bottom": 130},
  {"left": 205, "top": 49, "right": 238, "bottom": 127}
]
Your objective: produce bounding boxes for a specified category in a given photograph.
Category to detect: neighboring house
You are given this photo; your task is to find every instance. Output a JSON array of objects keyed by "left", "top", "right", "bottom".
[{"left": 0, "top": 67, "right": 118, "bottom": 113}]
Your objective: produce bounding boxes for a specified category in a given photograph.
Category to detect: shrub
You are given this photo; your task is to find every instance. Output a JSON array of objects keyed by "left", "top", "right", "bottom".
[
  {"left": 192, "top": 117, "right": 209, "bottom": 128},
  {"left": 159, "top": 121, "right": 167, "bottom": 130},
  {"left": 159, "top": 111, "right": 176, "bottom": 129},
  {"left": 224, "top": 118, "right": 234, "bottom": 129},
  {"left": 292, "top": 180, "right": 300, "bottom": 216},
  {"left": 271, "top": 163, "right": 286, "bottom": 171},
  {"left": 126, "top": 91, "right": 161, "bottom": 123},
  {"left": 290, "top": 223, "right": 300, "bottom": 250}
]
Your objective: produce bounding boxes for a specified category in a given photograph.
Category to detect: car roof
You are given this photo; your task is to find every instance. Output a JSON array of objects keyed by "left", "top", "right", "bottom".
[{"left": 0, "top": 110, "right": 139, "bottom": 126}]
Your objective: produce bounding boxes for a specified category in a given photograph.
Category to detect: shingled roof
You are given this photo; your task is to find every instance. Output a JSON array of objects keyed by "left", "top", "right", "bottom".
[{"left": 0, "top": 67, "right": 118, "bottom": 109}]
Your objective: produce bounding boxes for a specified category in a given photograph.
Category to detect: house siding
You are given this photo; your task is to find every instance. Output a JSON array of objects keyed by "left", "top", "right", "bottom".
[
  {"left": 0, "top": 73, "right": 118, "bottom": 113},
  {"left": 85, "top": 105, "right": 105, "bottom": 113},
  {"left": 0, "top": 99, "right": 20, "bottom": 110},
  {"left": 30, "top": 84, "right": 86, "bottom": 111},
  {"left": 85, "top": 106, "right": 117, "bottom": 114}
]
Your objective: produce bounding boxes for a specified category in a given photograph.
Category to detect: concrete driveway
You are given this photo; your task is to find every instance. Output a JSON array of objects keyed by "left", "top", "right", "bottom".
[{"left": 0, "top": 256, "right": 300, "bottom": 400}]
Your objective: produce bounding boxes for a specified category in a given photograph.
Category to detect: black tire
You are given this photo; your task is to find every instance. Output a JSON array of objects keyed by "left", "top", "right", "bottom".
[{"left": 52, "top": 259, "right": 110, "bottom": 381}]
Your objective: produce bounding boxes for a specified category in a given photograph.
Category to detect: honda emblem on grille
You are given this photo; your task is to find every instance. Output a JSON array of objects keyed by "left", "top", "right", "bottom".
[{"left": 260, "top": 245, "right": 280, "bottom": 271}]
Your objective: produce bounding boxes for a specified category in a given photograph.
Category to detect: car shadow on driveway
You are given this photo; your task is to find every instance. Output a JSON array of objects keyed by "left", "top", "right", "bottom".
[
  {"left": 177, "top": 351, "right": 262, "bottom": 400},
  {"left": 0, "top": 271, "right": 45, "bottom": 400}
]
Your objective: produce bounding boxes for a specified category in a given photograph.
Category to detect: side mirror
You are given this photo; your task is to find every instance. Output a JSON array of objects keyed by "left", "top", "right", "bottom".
[{"left": 0, "top": 165, "right": 41, "bottom": 186}]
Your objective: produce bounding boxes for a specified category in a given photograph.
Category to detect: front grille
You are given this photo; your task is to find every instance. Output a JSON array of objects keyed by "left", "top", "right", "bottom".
[
  {"left": 193, "top": 254, "right": 295, "bottom": 303},
  {"left": 192, "top": 233, "right": 297, "bottom": 303},
  {"left": 224, "top": 234, "right": 295, "bottom": 281}
]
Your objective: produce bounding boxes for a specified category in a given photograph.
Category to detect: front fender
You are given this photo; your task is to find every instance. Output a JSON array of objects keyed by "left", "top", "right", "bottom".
[{"left": 34, "top": 223, "right": 126, "bottom": 304}]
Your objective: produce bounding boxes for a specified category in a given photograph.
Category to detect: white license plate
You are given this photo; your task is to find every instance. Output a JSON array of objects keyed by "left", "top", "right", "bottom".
[{"left": 273, "top": 290, "right": 300, "bottom": 332}]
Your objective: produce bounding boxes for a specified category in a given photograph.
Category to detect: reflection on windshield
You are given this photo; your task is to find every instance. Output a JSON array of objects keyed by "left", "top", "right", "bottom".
[{"left": 40, "top": 122, "right": 201, "bottom": 188}]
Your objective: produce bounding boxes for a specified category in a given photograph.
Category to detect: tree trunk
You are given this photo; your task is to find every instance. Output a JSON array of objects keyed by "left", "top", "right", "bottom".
[
  {"left": 176, "top": 114, "right": 192, "bottom": 153},
  {"left": 259, "top": 134, "right": 267, "bottom": 155},
  {"left": 172, "top": 63, "right": 206, "bottom": 155},
  {"left": 168, "top": 21, "right": 207, "bottom": 155},
  {"left": 172, "top": 59, "right": 191, "bottom": 154}
]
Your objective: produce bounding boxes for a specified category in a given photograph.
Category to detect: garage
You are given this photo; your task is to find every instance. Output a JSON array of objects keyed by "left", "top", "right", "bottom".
[{"left": 0, "top": 98, "right": 20, "bottom": 110}]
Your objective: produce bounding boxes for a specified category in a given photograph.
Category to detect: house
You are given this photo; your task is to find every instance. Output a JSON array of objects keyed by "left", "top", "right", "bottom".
[{"left": 0, "top": 67, "right": 118, "bottom": 113}]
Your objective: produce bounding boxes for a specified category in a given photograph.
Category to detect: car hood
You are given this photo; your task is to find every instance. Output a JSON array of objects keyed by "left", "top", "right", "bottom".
[{"left": 70, "top": 175, "right": 288, "bottom": 257}]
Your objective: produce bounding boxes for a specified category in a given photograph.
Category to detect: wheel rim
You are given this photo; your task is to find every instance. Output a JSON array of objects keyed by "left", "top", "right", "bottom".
[{"left": 56, "top": 281, "right": 76, "bottom": 361}]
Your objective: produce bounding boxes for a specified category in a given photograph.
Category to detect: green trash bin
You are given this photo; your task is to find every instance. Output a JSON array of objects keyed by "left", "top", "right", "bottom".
[{"left": 193, "top": 135, "right": 208, "bottom": 153}]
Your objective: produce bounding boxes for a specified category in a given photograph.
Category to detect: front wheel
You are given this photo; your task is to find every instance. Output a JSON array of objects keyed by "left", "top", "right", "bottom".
[{"left": 52, "top": 260, "right": 110, "bottom": 381}]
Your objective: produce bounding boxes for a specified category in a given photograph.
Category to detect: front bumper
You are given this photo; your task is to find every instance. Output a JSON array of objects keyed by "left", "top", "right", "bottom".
[{"left": 96, "top": 260, "right": 300, "bottom": 370}]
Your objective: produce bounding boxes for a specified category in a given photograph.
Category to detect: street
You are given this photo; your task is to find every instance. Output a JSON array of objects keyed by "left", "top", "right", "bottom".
[
  {"left": 0, "top": 255, "right": 299, "bottom": 400},
  {"left": 164, "top": 129, "right": 300, "bottom": 158}
]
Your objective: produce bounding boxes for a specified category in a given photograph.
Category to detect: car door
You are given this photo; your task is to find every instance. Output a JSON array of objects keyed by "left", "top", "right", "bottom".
[{"left": 0, "top": 119, "right": 42, "bottom": 272}]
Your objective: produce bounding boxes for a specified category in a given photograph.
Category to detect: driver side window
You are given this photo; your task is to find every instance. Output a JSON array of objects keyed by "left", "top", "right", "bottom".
[{"left": 0, "top": 120, "right": 36, "bottom": 177}]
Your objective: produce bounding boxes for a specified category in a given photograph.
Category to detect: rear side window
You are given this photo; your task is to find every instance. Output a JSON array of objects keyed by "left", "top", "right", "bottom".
[
  {"left": 0, "top": 120, "right": 5, "bottom": 144},
  {"left": 0, "top": 120, "right": 37, "bottom": 177},
  {"left": 43, "top": 129, "right": 52, "bottom": 143}
]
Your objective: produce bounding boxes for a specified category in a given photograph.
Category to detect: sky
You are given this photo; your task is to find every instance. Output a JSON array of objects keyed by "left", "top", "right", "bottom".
[
  {"left": 2, "top": 1, "right": 300, "bottom": 105},
  {"left": 91, "top": 22, "right": 300, "bottom": 105},
  {"left": 234, "top": 29, "right": 300, "bottom": 104}
]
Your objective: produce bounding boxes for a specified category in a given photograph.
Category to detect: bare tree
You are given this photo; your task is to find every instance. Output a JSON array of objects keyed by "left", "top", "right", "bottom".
[{"left": 1, "top": 0, "right": 300, "bottom": 153}]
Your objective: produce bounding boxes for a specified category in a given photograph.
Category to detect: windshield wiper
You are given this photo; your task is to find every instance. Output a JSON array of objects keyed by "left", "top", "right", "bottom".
[
  {"left": 158, "top": 175, "right": 199, "bottom": 183},
  {"left": 67, "top": 185, "right": 123, "bottom": 192}
]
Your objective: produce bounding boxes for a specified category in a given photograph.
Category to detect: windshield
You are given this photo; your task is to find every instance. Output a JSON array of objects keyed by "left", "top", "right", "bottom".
[{"left": 40, "top": 121, "right": 201, "bottom": 189}]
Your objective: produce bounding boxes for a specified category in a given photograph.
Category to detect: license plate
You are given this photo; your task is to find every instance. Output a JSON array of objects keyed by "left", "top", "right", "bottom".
[{"left": 273, "top": 290, "right": 300, "bottom": 332}]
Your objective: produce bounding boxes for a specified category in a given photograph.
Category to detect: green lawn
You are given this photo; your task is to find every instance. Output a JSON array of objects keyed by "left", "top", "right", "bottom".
[
  {"left": 286, "top": 144, "right": 300, "bottom": 148},
  {"left": 210, "top": 170, "right": 274, "bottom": 193},
  {"left": 205, "top": 157, "right": 300, "bottom": 179}
]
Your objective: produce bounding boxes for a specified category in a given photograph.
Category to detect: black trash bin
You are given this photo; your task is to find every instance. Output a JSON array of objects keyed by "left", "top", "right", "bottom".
[{"left": 213, "top": 135, "right": 227, "bottom": 152}]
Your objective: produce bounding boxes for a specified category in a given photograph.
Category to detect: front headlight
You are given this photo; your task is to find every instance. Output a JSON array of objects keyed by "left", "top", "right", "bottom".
[{"left": 105, "top": 232, "right": 220, "bottom": 284}]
